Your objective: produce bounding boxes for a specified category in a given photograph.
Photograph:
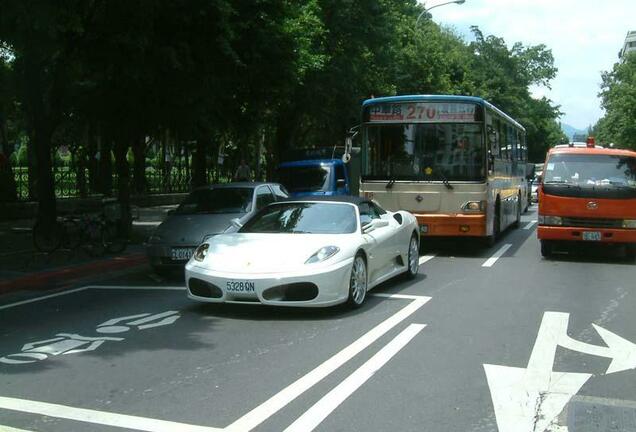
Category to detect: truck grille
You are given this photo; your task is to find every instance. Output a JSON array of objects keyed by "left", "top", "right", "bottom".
[{"left": 561, "top": 217, "right": 623, "bottom": 229}]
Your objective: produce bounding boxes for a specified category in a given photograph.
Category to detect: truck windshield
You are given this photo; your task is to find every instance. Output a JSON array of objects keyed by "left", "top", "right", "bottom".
[
  {"left": 277, "top": 166, "right": 331, "bottom": 193},
  {"left": 362, "top": 123, "right": 485, "bottom": 181},
  {"left": 544, "top": 154, "right": 636, "bottom": 187}
]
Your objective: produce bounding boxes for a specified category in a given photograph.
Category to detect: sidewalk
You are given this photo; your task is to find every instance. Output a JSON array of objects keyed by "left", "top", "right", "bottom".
[{"left": 0, "top": 204, "right": 177, "bottom": 295}]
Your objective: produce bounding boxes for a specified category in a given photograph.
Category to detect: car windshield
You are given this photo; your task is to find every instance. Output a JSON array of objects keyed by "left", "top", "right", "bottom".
[
  {"left": 363, "top": 123, "right": 485, "bottom": 181},
  {"left": 544, "top": 154, "right": 636, "bottom": 187},
  {"left": 239, "top": 202, "right": 357, "bottom": 234},
  {"left": 175, "top": 188, "right": 253, "bottom": 214},
  {"left": 277, "top": 166, "right": 331, "bottom": 193}
]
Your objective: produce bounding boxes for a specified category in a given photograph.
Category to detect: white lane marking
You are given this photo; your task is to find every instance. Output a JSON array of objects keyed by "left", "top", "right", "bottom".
[
  {"left": 0, "top": 287, "right": 92, "bottom": 311},
  {"left": 484, "top": 311, "right": 636, "bottom": 432},
  {"left": 0, "top": 396, "right": 222, "bottom": 432},
  {"left": 523, "top": 220, "right": 537, "bottom": 230},
  {"left": 0, "top": 425, "right": 35, "bottom": 432},
  {"left": 0, "top": 286, "right": 185, "bottom": 311},
  {"left": 283, "top": 323, "right": 426, "bottom": 432},
  {"left": 481, "top": 244, "right": 512, "bottom": 268},
  {"left": 225, "top": 295, "right": 431, "bottom": 432},
  {"left": 419, "top": 254, "right": 436, "bottom": 265}
]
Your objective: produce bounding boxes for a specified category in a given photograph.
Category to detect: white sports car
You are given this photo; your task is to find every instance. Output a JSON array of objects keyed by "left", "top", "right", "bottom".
[{"left": 184, "top": 197, "right": 420, "bottom": 308}]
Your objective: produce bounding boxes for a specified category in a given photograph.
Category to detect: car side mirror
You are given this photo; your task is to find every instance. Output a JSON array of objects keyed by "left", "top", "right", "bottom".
[
  {"left": 536, "top": 175, "right": 543, "bottom": 184},
  {"left": 230, "top": 218, "right": 243, "bottom": 229}
]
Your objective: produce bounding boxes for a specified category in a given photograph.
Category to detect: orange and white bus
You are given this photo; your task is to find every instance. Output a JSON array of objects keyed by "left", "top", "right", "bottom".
[
  {"left": 537, "top": 139, "right": 636, "bottom": 258},
  {"left": 359, "top": 95, "right": 528, "bottom": 244}
]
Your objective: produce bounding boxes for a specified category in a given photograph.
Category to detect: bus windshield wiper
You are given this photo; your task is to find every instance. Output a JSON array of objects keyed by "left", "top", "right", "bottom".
[{"left": 433, "top": 167, "right": 454, "bottom": 190}]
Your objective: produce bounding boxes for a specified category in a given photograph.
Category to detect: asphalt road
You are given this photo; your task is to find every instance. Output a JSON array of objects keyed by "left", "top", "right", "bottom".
[{"left": 1, "top": 206, "right": 635, "bottom": 432}]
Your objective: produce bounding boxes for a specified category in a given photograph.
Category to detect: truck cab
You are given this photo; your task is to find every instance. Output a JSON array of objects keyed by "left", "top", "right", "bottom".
[
  {"left": 276, "top": 159, "right": 351, "bottom": 197},
  {"left": 537, "top": 140, "right": 636, "bottom": 258}
]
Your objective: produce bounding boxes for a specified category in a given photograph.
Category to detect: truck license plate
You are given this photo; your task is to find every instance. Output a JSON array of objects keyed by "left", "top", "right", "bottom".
[{"left": 582, "top": 231, "right": 601, "bottom": 241}]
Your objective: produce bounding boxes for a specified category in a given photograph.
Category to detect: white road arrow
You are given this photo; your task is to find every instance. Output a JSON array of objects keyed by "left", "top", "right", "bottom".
[{"left": 485, "top": 311, "right": 636, "bottom": 432}]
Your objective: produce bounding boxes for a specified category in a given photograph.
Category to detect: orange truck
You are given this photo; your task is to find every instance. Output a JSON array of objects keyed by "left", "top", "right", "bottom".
[{"left": 537, "top": 139, "right": 636, "bottom": 258}]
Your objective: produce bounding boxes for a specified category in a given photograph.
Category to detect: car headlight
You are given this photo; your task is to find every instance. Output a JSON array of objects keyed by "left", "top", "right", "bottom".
[
  {"left": 193, "top": 243, "right": 209, "bottom": 262},
  {"left": 305, "top": 246, "right": 340, "bottom": 264},
  {"left": 623, "top": 219, "right": 636, "bottom": 229},
  {"left": 461, "top": 201, "right": 485, "bottom": 212},
  {"left": 538, "top": 215, "right": 562, "bottom": 226}
]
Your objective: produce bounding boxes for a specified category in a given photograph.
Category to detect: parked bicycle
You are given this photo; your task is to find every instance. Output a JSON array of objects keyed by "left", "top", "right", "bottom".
[{"left": 32, "top": 214, "right": 105, "bottom": 256}]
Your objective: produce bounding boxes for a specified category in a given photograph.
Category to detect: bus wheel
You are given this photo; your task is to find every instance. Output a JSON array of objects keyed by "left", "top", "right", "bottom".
[
  {"left": 540, "top": 240, "right": 553, "bottom": 258},
  {"left": 512, "top": 192, "right": 521, "bottom": 228},
  {"left": 485, "top": 200, "right": 501, "bottom": 247}
]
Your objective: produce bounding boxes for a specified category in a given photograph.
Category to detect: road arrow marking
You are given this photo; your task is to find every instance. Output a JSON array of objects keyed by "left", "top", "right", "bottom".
[{"left": 485, "top": 311, "right": 636, "bottom": 432}]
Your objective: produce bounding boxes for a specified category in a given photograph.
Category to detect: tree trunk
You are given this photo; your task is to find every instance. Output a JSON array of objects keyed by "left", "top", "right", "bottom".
[
  {"left": 27, "top": 135, "right": 37, "bottom": 200},
  {"left": 192, "top": 137, "right": 208, "bottom": 188},
  {"left": 132, "top": 136, "right": 146, "bottom": 194},
  {"left": 113, "top": 136, "right": 132, "bottom": 233},
  {"left": 99, "top": 135, "right": 113, "bottom": 196},
  {"left": 0, "top": 112, "right": 18, "bottom": 202},
  {"left": 32, "top": 124, "right": 56, "bottom": 225}
]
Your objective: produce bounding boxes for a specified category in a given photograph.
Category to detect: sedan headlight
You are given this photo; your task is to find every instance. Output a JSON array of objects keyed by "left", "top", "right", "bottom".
[
  {"left": 623, "top": 219, "right": 636, "bottom": 229},
  {"left": 193, "top": 243, "right": 209, "bottom": 262},
  {"left": 538, "top": 215, "right": 562, "bottom": 226},
  {"left": 305, "top": 246, "right": 340, "bottom": 264}
]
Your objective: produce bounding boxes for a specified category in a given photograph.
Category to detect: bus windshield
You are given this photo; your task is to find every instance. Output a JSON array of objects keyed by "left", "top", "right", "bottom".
[{"left": 363, "top": 123, "right": 485, "bottom": 181}]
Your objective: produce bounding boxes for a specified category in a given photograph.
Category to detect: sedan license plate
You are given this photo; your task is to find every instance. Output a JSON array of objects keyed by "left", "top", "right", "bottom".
[
  {"left": 225, "top": 280, "right": 256, "bottom": 293},
  {"left": 582, "top": 231, "right": 602, "bottom": 241},
  {"left": 171, "top": 247, "right": 195, "bottom": 261}
]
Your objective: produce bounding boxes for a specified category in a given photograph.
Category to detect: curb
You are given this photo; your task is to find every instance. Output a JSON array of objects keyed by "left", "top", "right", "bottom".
[{"left": 0, "top": 253, "right": 148, "bottom": 294}]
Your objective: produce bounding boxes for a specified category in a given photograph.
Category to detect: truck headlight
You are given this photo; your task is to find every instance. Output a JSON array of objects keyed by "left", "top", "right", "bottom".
[
  {"left": 193, "top": 243, "right": 209, "bottom": 262},
  {"left": 538, "top": 215, "right": 562, "bottom": 226},
  {"left": 623, "top": 219, "right": 636, "bottom": 229},
  {"left": 305, "top": 246, "right": 340, "bottom": 264}
]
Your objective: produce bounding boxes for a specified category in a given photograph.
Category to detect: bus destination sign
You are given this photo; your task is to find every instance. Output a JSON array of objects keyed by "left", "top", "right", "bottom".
[{"left": 367, "top": 102, "right": 477, "bottom": 123}]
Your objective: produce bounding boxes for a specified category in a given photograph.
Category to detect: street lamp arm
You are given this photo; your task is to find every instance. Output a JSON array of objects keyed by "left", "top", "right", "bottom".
[{"left": 415, "top": 0, "right": 466, "bottom": 26}]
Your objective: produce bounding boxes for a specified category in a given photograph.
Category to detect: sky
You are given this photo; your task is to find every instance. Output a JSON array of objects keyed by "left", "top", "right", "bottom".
[{"left": 427, "top": 0, "right": 636, "bottom": 130}]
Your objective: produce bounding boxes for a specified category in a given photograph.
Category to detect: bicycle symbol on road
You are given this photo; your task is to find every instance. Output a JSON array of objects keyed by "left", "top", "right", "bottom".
[{"left": 0, "top": 311, "right": 180, "bottom": 365}]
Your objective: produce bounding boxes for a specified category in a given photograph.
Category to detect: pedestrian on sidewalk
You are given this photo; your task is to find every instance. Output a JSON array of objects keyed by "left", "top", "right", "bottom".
[{"left": 234, "top": 159, "right": 252, "bottom": 182}]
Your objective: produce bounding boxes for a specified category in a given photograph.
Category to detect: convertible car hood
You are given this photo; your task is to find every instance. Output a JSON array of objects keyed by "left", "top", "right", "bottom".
[
  {"left": 156, "top": 213, "right": 244, "bottom": 245},
  {"left": 202, "top": 233, "right": 351, "bottom": 273}
]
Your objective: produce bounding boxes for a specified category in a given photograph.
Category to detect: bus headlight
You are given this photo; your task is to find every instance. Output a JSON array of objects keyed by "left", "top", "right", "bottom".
[
  {"left": 461, "top": 201, "right": 485, "bottom": 212},
  {"left": 622, "top": 220, "right": 636, "bottom": 229},
  {"left": 538, "top": 215, "right": 562, "bottom": 226}
]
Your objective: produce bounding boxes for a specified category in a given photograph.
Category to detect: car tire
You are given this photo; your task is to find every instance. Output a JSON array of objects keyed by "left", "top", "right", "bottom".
[
  {"left": 405, "top": 234, "right": 419, "bottom": 280},
  {"left": 540, "top": 240, "right": 553, "bottom": 258},
  {"left": 347, "top": 254, "right": 368, "bottom": 308}
]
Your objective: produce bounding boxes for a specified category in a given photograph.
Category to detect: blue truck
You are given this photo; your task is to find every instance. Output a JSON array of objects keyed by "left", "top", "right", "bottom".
[{"left": 276, "top": 148, "right": 360, "bottom": 197}]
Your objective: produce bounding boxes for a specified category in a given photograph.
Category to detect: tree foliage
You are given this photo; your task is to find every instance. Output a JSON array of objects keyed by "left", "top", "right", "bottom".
[
  {"left": 0, "top": 0, "right": 564, "bottom": 209},
  {"left": 595, "top": 53, "right": 636, "bottom": 149}
]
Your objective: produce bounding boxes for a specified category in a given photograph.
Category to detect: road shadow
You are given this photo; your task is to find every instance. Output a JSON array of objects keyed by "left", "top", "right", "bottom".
[{"left": 542, "top": 243, "right": 636, "bottom": 266}]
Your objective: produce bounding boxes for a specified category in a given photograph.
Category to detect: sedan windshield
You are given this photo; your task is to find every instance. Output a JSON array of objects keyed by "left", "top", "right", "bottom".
[
  {"left": 277, "top": 166, "right": 331, "bottom": 193},
  {"left": 240, "top": 202, "right": 357, "bottom": 234},
  {"left": 544, "top": 154, "right": 636, "bottom": 187},
  {"left": 363, "top": 123, "right": 485, "bottom": 181},
  {"left": 175, "top": 188, "right": 253, "bottom": 215}
]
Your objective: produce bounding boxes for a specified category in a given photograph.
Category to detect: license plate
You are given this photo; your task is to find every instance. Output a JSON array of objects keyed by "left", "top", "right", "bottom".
[
  {"left": 582, "top": 231, "right": 602, "bottom": 241},
  {"left": 171, "top": 247, "right": 195, "bottom": 261},
  {"left": 419, "top": 225, "right": 429, "bottom": 234},
  {"left": 225, "top": 280, "right": 256, "bottom": 293}
]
